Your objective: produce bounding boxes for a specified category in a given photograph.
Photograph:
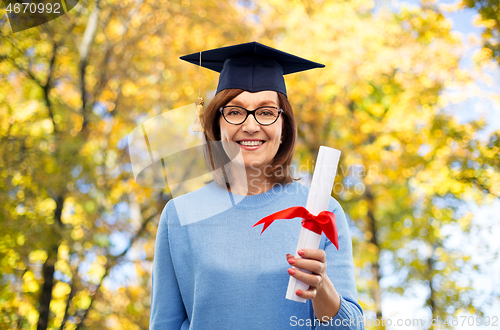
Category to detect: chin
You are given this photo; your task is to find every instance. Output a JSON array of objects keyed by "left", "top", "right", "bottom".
[{"left": 245, "top": 160, "right": 270, "bottom": 170}]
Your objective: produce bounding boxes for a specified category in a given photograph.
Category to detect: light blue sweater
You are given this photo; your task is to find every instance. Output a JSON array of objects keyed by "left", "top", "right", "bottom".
[{"left": 150, "top": 180, "right": 364, "bottom": 329}]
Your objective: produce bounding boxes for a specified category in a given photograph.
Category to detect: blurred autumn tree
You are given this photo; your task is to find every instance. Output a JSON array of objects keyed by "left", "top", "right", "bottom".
[
  {"left": 462, "top": 0, "right": 500, "bottom": 64},
  {"left": 1, "top": 0, "right": 499, "bottom": 329},
  {"left": 0, "top": 0, "right": 253, "bottom": 328},
  {"left": 255, "top": 0, "right": 499, "bottom": 327}
]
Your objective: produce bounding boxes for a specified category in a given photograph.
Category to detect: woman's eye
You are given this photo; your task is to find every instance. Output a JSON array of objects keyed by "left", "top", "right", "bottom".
[{"left": 258, "top": 109, "right": 276, "bottom": 116}]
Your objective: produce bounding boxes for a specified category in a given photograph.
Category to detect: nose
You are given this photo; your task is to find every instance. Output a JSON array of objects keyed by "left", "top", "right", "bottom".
[{"left": 241, "top": 113, "right": 261, "bottom": 134}]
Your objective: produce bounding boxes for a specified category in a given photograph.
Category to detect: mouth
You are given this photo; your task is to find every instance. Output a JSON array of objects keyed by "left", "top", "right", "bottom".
[{"left": 237, "top": 140, "right": 265, "bottom": 146}]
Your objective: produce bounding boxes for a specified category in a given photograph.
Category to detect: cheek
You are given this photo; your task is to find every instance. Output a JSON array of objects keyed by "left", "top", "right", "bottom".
[
  {"left": 263, "top": 126, "right": 282, "bottom": 151},
  {"left": 270, "top": 131, "right": 281, "bottom": 144}
]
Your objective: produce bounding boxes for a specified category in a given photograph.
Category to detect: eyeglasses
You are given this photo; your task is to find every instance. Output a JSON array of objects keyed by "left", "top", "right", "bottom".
[{"left": 219, "top": 105, "right": 283, "bottom": 125}]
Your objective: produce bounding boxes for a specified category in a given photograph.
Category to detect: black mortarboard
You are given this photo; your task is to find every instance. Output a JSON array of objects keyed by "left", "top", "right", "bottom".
[{"left": 180, "top": 41, "right": 325, "bottom": 97}]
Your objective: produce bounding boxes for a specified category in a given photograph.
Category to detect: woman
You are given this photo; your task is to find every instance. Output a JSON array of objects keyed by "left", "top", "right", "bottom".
[{"left": 150, "top": 42, "right": 364, "bottom": 329}]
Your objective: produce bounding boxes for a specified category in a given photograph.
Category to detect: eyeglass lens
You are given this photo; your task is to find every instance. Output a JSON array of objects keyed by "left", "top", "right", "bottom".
[{"left": 222, "top": 106, "right": 280, "bottom": 125}]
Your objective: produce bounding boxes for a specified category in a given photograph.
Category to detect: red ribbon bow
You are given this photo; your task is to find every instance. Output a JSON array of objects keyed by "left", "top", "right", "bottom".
[{"left": 253, "top": 206, "right": 339, "bottom": 250}]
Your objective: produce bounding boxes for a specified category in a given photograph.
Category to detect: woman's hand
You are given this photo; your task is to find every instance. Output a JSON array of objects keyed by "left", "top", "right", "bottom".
[
  {"left": 286, "top": 249, "right": 341, "bottom": 321},
  {"left": 286, "top": 249, "right": 327, "bottom": 299}
]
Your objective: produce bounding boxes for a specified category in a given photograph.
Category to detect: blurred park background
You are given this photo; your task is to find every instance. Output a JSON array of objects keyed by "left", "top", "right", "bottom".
[{"left": 1, "top": 0, "right": 499, "bottom": 328}]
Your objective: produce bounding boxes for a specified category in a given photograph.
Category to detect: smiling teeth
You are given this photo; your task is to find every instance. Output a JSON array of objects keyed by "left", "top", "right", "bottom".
[{"left": 239, "top": 141, "right": 263, "bottom": 146}]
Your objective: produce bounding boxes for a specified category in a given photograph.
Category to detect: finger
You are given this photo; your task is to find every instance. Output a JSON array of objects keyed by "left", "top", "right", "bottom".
[
  {"left": 287, "top": 257, "right": 325, "bottom": 275},
  {"left": 295, "top": 287, "right": 317, "bottom": 300},
  {"left": 297, "top": 249, "right": 326, "bottom": 263},
  {"left": 287, "top": 267, "right": 323, "bottom": 288},
  {"left": 286, "top": 253, "right": 294, "bottom": 261}
]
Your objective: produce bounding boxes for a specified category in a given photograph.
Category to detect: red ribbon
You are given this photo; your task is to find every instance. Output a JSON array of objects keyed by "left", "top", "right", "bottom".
[{"left": 253, "top": 206, "right": 339, "bottom": 250}]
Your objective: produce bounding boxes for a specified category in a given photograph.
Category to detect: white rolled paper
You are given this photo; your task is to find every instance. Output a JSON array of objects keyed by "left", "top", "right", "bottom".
[{"left": 286, "top": 146, "right": 341, "bottom": 303}]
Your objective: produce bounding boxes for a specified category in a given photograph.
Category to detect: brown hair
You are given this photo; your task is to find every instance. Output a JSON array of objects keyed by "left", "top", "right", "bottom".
[{"left": 202, "top": 88, "right": 297, "bottom": 186}]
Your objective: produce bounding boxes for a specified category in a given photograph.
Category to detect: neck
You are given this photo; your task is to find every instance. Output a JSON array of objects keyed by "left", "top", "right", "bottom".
[{"left": 225, "top": 163, "right": 274, "bottom": 196}]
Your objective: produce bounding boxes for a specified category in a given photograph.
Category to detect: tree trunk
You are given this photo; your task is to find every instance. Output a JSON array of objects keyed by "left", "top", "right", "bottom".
[
  {"left": 37, "top": 195, "right": 65, "bottom": 330},
  {"left": 36, "top": 245, "right": 58, "bottom": 330},
  {"left": 366, "top": 187, "right": 383, "bottom": 320},
  {"left": 427, "top": 246, "right": 437, "bottom": 330}
]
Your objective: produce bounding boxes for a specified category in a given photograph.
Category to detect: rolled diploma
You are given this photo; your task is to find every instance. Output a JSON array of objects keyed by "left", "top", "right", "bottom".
[{"left": 286, "top": 146, "right": 341, "bottom": 302}]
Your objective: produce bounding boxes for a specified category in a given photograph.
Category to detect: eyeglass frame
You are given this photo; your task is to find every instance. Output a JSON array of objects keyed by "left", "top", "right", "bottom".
[{"left": 219, "top": 105, "right": 284, "bottom": 126}]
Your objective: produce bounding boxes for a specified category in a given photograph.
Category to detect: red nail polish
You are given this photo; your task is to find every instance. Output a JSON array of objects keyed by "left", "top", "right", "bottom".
[
  {"left": 288, "top": 258, "right": 296, "bottom": 265},
  {"left": 298, "top": 249, "right": 305, "bottom": 256},
  {"left": 296, "top": 290, "right": 302, "bottom": 296},
  {"left": 288, "top": 268, "right": 296, "bottom": 275}
]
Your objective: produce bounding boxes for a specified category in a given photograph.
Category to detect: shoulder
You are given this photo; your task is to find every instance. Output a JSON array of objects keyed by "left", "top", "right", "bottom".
[
  {"left": 160, "top": 182, "right": 215, "bottom": 218},
  {"left": 161, "top": 182, "right": 237, "bottom": 226},
  {"left": 161, "top": 183, "right": 212, "bottom": 212},
  {"left": 325, "top": 196, "right": 353, "bottom": 251},
  {"left": 327, "top": 196, "right": 348, "bottom": 230},
  {"left": 328, "top": 196, "right": 345, "bottom": 215}
]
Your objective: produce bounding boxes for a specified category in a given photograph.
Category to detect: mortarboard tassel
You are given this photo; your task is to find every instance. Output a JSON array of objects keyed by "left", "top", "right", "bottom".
[
  {"left": 192, "top": 51, "right": 205, "bottom": 132},
  {"left": 192, "top": 96, "right": 204, "bottom": 132}
]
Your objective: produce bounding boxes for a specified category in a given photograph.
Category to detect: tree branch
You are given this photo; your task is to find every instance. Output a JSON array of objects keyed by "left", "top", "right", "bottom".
[
  {"left": 88, "top": 0, "right": 147, "bottom": 114},
  {"left": 74, "top": 207, "right": 162, "bottom": 329},
  {"left": 454, "top": 174, "right": 499, "bottom": 199},
  {"left": 42, "top": 39, "right": 59, "bottom": 132},
  {"left": 1, "top": 50, "right": 43, "bottom": 88},
  {"left": 79, "top": 0, "right": 101, "bottom": 131}
]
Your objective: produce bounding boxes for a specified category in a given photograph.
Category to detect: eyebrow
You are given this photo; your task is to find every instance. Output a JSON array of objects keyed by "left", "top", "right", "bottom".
[{"left": 227, "top": 100, "right": 278, "bottom": 107}]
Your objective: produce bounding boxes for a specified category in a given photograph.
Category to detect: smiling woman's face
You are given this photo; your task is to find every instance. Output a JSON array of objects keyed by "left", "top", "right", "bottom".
[{"left": 219, "top": 90, "right": 282, "bottom": 171}]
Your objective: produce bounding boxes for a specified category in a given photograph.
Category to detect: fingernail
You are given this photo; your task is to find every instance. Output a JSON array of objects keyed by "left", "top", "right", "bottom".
[
  {"left": 288, "top": 268, "right": 296, "bottom": 275},
  {"left": 288, "top": 258, "right": 296, "bottom": 265},
  {"left": 298, "top": 249, "right": 305, "bottom": 256},
  {"left": 296, "top": 290, "right": 302, "bottom": 296}
]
